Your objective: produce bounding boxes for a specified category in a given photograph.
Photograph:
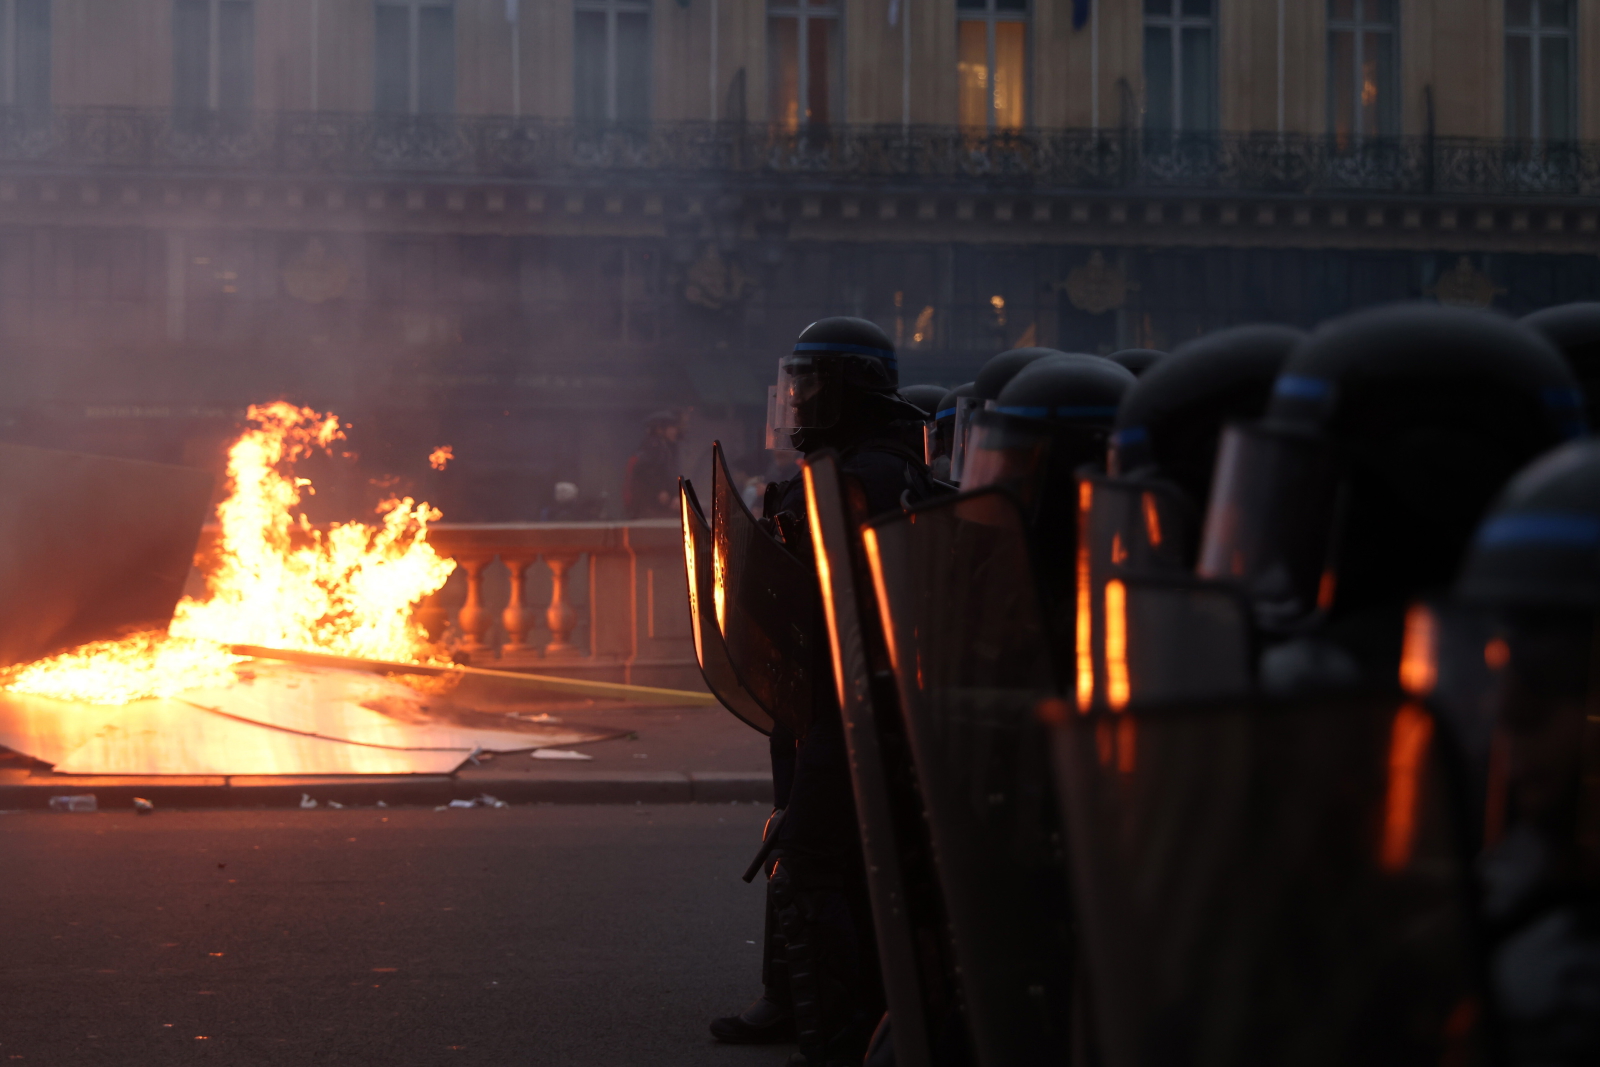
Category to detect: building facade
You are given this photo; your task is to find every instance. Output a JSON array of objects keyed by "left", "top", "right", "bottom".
[{"left": 0, "top": 0, "right": 1597, "bottom": 520}]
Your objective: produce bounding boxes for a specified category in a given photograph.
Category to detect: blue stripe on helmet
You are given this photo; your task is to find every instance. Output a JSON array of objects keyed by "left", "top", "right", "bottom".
[
  {"left": 1112, "top": 425, "right": 1148, "bottom": 448},
  {"left": 997, "top": 405, "right": 1120, "bottom": 420},
  {"left": 792, "top": 341, "right": 897, "bottom": 367},
  {"left": 1274, "top": 375, "right": 1332, "bottom": 400},
  {"left": 935, "top": 406, "right": 957, "bottom": 420},
  {"left": 1477, "top": 512, "right": 1600, "bottom": 548}
]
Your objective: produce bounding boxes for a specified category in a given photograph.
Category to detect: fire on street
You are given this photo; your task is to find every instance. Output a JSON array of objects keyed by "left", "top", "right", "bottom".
[{"left": 0, "top": 804, "right": 790, "bottom": 1067}]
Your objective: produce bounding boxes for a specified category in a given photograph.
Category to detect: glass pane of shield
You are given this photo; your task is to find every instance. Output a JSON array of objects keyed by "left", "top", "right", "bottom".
[
  {"left": 1052, "top": 696, "right": 1488, "bottom": 1067},
  {"left": 680, "top": 477, "right": 775, "bottom": 735},
  {"left": 711, "top": 440, "right": 816, "bottom": 737},
  {"left": 863, "top": 487, "right": 1075, "bottom": 1065}
]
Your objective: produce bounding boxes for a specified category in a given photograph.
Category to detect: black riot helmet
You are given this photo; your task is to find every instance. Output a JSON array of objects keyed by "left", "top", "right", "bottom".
[
  {"left": 964, "top": 355, "right": 1136, "bottom": 507},
  {"left": 1084, "top": 324, "right": 1303, "bottom": 579},
  {"left": 771, "top": 316, "right": 924, "bottom": 452},
  {"left": 950, "top": 348, "right": 1065, "bottom": 482},
  {"left": 899, "top": 384, "right": 946, "bottom": 419},
  {"left": 1107, "top": 348, "right": 1166, "bottom": 378},
  {"left": 1199, "top": 304, "right": 1584, "bottom": 638},
  {"left": 1524, "top": 302, "right": 1600, "bottom": 432},
  {"left": 1444, "top": 441, "right": 1600, "bottom": 1059},
  {"left": 1112, "top": 324, "right": 1303, "bottom": 510}
]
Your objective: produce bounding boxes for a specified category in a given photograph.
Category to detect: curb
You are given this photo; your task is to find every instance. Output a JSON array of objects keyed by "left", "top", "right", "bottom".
[{"left": 0, "top": 771, "right": 774, "bottom": 811}]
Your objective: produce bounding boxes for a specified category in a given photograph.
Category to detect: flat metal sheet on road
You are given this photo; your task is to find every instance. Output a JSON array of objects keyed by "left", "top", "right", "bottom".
[{"left": 0, "top": 665, "right": 624, "bottom": 776}]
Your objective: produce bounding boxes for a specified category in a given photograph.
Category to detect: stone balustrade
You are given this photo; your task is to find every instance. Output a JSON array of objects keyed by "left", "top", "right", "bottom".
[{"left": 420, "top": 519, "right": 701, "bottom": 692}]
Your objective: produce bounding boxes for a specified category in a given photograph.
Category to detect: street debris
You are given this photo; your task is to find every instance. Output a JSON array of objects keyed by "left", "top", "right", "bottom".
[
  {"left": 299, "top": 794, "right": 317, "bottom": 809},
  {"left": 132, "top": 797, "right": 154, "bottom": 815},
  {"left": 326, "top": 800, "right": 345, "bottom": 809},
  {"left": 533, "top": 748, "right": 593, "bottom": 761},
  {"left": 437, "top": 794, "right": 508, "bottom": 811},
  {"left": 47, "top": 794, "right": 96, "bottom": 812}
]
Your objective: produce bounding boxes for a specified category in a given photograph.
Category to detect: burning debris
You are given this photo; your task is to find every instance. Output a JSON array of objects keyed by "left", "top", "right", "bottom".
[
  {"left": 2, "top": 402, "right": 455, "bottom": 706},
  {"left": 428, "top": 445, "right": 454, "bottom": 471}
]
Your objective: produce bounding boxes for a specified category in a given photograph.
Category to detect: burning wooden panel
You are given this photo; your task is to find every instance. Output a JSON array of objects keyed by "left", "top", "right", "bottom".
[{"left": 0, "top": 443, "right": 212, "bottom": 669}]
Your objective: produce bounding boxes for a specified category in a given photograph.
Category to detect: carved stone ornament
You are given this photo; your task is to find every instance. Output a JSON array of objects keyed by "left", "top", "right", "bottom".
[
  {"left": 282, "top": 238, "right": 352, "bottom": 305},
  {"left": 1428, "top": 255, "right": 1505, "bottom": 308},
  {"left": 684, "top": 245, "right": 754, "bottom": 311},
  {"left": 1064, "top": 250, "right": 1128, "bottom": 315}
]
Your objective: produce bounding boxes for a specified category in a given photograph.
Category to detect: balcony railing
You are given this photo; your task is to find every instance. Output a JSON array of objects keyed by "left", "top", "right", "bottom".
[
  {"left": 417, "top": 519, "right": 702, "bottom": 693},
  {"left": 0, "top": 108, "right": 1597, "bottom": 198}
]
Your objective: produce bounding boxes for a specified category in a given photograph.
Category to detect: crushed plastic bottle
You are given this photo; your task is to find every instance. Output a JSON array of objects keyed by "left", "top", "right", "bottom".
[{"left": 48, "top": 794, "right": 96, "bottom": 813}]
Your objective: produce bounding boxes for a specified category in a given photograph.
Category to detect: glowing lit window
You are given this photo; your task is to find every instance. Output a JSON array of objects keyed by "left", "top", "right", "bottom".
[
  {"left": 1327, "top": 0, "right": 1398, "bottom": 145},
  {"left": 175, "top": 0, "right": 252, "bottom": 112},
  {"left": 769, "top": 0, "right": 841, "bottom": 129},
  {"left": 958, "top": 0, "right": 1027, "bottom": 131},
  {"left": 1505, "top": 0, "right": 1574, "bottom": 143},
  {"left": 1142, "top": 0, "right": 1216, "bottom": 134},
  {"left": 375, "top": 0, "right": 455, "bottom": 114}
]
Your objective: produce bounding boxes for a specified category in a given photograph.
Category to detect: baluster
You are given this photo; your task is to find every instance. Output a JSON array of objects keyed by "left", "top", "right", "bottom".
[
  {"left": 456, "top": 555, "right": 493, "bottom": 653},
  {"left": 500, "top": 556, "right": 536, "bottom": 653},
  {"left": 543, "top": 552, "right": 581, "bottom": 657}
]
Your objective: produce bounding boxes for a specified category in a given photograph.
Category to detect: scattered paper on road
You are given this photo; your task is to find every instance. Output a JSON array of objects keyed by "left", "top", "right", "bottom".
[{"left": 532, "top": 749, "right": 593, "bottom": 761}]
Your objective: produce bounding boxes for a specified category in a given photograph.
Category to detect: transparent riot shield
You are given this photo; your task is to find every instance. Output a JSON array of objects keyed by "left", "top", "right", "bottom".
[
  {"left": 680, "top": 478, "right": 774, "bottom": 735},
  {"left": 1080, "top": 473, "right": 1196, "bottom": 581},
  {"left": 803, "top": 453, "right": 937, "bottom": 1067},
  {"left": 710, "top": 441, "right": 815, "bottom": 738},
  {"left": 1052, "top": 692, "right": 1490, "bottom": 1067},
  {"left": 863, "top": 487, "right": 1076, "bottom": 1067}
]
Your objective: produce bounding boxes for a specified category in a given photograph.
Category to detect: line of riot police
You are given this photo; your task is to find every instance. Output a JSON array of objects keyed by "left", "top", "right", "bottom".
[{"left": 680, "top": 302, "right": 1600, "bottom": 1067}]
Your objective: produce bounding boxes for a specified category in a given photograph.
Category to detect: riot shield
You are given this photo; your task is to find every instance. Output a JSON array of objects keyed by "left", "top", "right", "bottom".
[
  {"left": 863, "top": 487, "right": 1077, "bottom": 1066},
  {"left": 1052, "top": 693, "right": 1490, "bottom": 1067},
  {"left": 680, "top": 478, "right": 774, "bottom": 735},
  {"left": 0, "top": 443, "right": 214, "bottom": 668},
  {"left": 802, "top": 453, "right": 935, "bottom": 1067},
  {"left": 710, "top": 441, "right": 815, "bottom": 738},
  {"left": 1081, "top": 472, "right": 1196, "bottom": 581}
]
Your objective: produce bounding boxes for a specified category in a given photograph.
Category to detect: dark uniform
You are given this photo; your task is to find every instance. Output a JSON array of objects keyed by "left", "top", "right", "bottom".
[{"left": 712, "top": 318, "right": 937, "bottom": 1067}]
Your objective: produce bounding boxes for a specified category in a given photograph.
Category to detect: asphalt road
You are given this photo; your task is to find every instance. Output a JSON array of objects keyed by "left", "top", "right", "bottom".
[{"left": 0, "top": 804, "right": 793, "bottom": 1067}]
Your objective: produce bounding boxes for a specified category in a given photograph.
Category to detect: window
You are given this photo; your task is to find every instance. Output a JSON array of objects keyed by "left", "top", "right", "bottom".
[
  {"left": 574, "top": 0, "right": 650, "bottom": 124},
  {"left": 1143, "top": 0, "right": 1215, "bottom": 133},
  {"left": 1328, "top": 0, "right": 1398, "bottom": 143},
  {"left": 957, "top": 0, "right": 1026, "bottom": 131},
  {"left": 1506, "top": 0, "right": 1574, "bottom": 142},
  {"left": 768, "top": 0, "right": 841, "bottom": 129},
  {"left": 375, "top": 0, "right": 454, "bottom": 114},
  {"left": 174, "top": 0, "right": 252, "bottom": 111},
  {"left": 0, "top": 0, "right": 47, "bottom": 109}
]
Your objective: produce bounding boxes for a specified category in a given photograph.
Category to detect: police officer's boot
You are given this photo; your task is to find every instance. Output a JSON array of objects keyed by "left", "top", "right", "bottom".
[
  {"left": 771, "top": 858, "right": 871, "bottom": 1067},
  {"left": 710, "top": 867, "right": 796, "bottom": 1044}
]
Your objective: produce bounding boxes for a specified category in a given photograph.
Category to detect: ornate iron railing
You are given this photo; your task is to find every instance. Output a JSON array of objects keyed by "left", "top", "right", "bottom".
[{"left": 0, "top": 108, "right": 1597, "bottom": 198}]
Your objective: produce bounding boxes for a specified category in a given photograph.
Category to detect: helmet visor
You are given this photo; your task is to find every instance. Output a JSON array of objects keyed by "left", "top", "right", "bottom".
[
  {"left": 947, "top": 395, "right": 987, "bottom": 484},
  {"left": 961, "top": 409, "right": 1051, "bottom": 496},
  {"left": 773, "top": 355, "right": 844, "bottom": 431},
  {"left": 1198, "top": 422, "right": 1342, "bottom": 632}
]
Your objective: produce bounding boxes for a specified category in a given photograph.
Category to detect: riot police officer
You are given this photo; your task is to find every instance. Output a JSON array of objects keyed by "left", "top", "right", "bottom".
[
  {"left": 1197, "top": 304, "right": 1582, "bottom": 695},
  {"left": 925, "top": 382, "right": 972, "bottom": 483},
  {"left": 712, "top": 317, "right": 936, "bottom": 1067},
  {"left": 1451, "top": 440, "right": 1600, "bottom": 1065}
]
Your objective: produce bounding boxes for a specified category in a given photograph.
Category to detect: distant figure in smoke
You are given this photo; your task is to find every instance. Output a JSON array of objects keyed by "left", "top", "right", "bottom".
[{"left": 623, "top": 411, "right": 682, "bottom": 519}]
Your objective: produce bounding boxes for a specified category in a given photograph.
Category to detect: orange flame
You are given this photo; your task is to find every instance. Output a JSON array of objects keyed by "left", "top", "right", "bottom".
[
  {"left": 428, "top": 445, "right": 454, "bottom": 471},
  {"left": 3, "top": 402, "right": 456, "bottom": 704}
]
